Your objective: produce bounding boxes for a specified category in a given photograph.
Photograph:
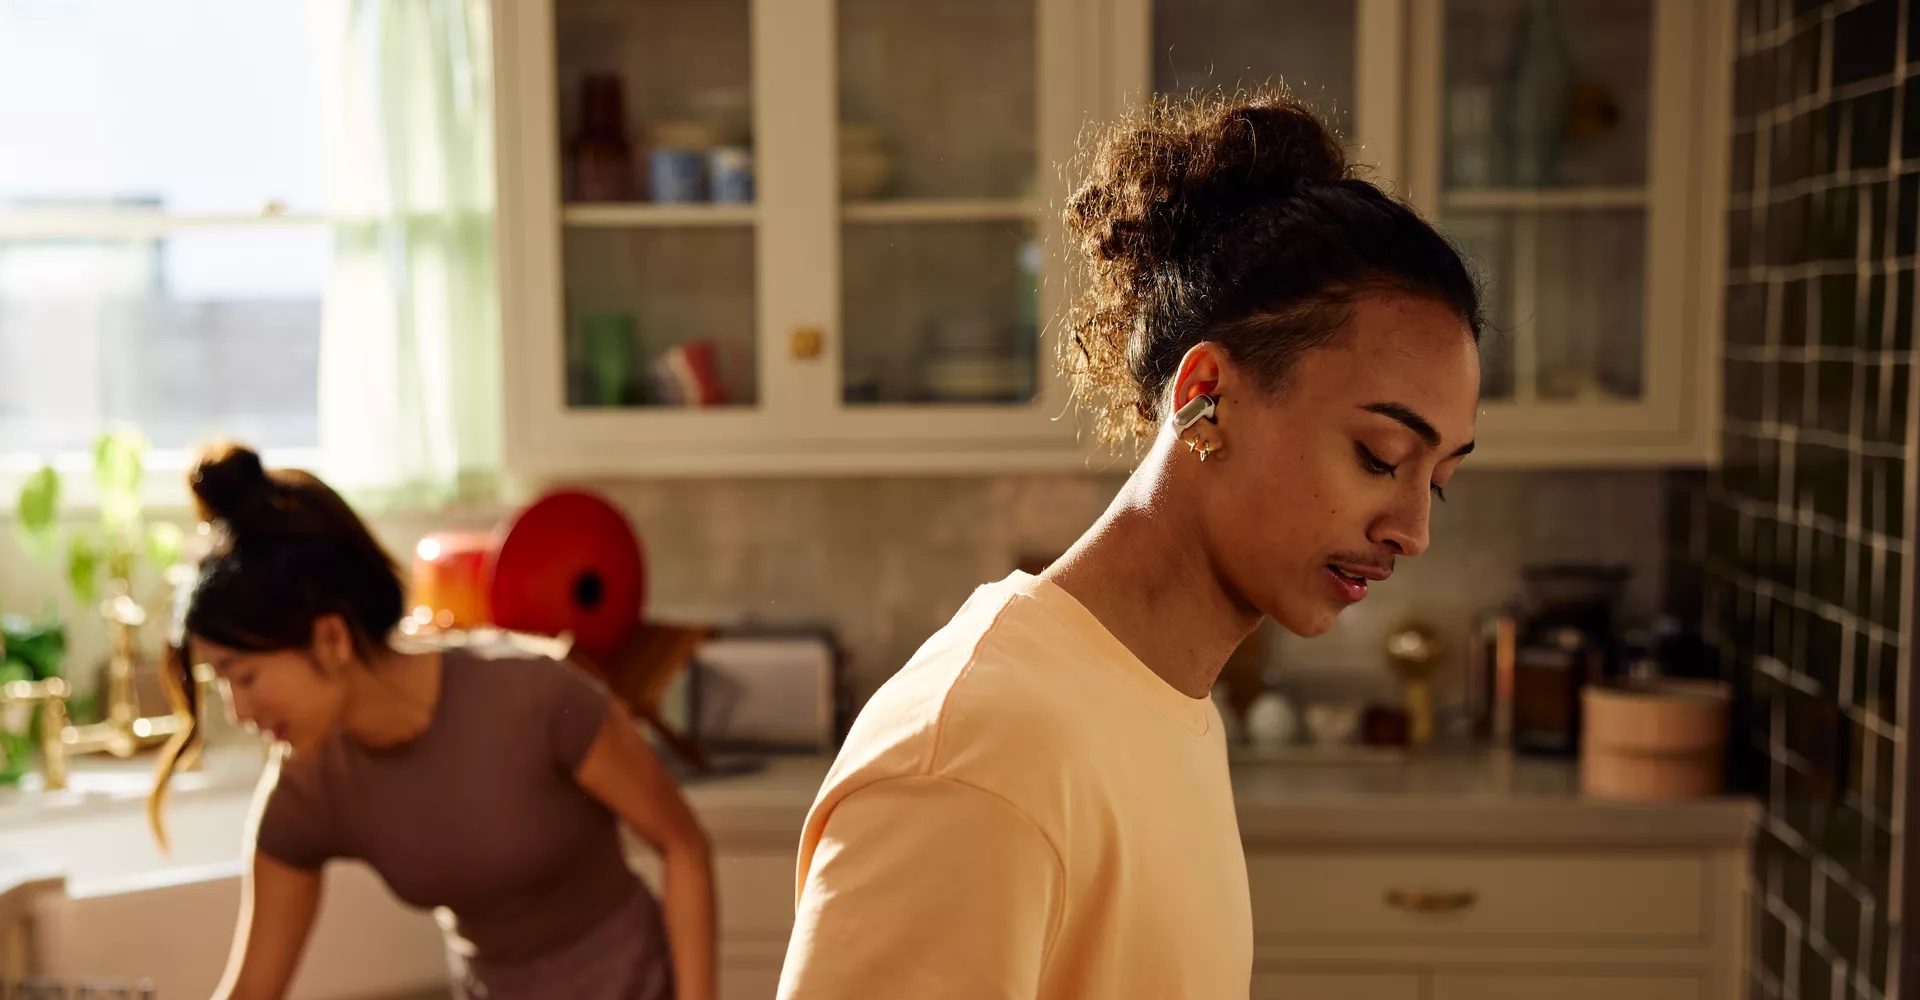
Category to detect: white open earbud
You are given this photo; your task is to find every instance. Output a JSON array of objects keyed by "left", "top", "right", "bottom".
[{"left": 1171, "top": 393, "right": 1217, "bottom": 433}]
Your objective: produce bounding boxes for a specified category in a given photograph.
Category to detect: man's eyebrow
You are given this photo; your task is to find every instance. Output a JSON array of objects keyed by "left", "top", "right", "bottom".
[{"left": 1361, "top": 402, "right": 1473, "bottom": 458}]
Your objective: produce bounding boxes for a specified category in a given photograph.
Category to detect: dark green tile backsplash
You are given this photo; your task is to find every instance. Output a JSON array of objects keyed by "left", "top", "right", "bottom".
[{"left": 1672, "top": 0, "right": 1917, "bottom": 996}]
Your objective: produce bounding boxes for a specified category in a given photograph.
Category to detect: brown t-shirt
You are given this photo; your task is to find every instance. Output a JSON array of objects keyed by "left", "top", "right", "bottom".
[{"left": 255, "top": 646, "right": 650, "bottom": 966}]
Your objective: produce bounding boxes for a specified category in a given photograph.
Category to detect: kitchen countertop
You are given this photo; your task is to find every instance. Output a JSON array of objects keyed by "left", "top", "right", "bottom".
[
  {"left": 658, "top": 749, "right": 1758, "bottom": 851},
  {"left": 0, "top": 745, "right": 1758, "bottom": 859}
]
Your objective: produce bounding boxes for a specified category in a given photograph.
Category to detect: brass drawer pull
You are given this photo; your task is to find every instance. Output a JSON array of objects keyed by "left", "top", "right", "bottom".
[{"left": 1384, "top": 888, "right": 1478, "bottom": 914}]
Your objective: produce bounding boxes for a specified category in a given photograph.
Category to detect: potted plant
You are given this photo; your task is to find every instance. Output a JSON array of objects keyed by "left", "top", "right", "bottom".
[
  {"left": 0, "top": 615, "right": 67, "bottom": 785},
  {"left": 14, "top": 427, "right": 188, "bottom": 756}
]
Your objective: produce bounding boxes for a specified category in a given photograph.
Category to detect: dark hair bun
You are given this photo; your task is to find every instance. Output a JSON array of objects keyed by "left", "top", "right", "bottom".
[
  {"left": 189, "top": 441, "right": 278, "bottom": 536},
  {"left": 1066, "top": 90, "right": 1348, "bottom": 270}
]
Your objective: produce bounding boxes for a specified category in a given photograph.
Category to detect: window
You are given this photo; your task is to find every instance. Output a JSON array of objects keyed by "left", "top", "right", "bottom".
[{"left": 0, "top": 0, "right": 329, "bottom": 460}]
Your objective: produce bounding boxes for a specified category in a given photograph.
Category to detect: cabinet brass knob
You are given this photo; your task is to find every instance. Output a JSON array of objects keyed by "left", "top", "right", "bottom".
[
  {"left": 1384, "top": 888, "right": 1478, "bottom": 914},
  {"left": 790, "top": 326, "right": 825, "bottom": 360}
]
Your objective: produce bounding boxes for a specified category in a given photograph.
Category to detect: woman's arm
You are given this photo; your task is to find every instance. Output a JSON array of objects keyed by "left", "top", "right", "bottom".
[
  {"left": 575, "top": 700, "right": 717, "bottom": 1000},
  {"left": 210, "top": 851, "right": 323, "bottom": 1000}
]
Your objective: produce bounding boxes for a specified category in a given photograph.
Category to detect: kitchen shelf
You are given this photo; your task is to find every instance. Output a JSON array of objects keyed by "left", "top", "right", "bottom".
[
  {"left": 1440, "top": 187, "right": 1650, "bottom": 212},
  {"left": 841, "top": 197, "right": 1040, "bottom": 225},
  {"left": 561, "top": 203, "right": 759, "bottom": 228}
]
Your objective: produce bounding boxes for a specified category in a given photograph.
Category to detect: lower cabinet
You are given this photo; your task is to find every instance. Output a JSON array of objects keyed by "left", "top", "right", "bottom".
[
  {"left": 1248, "top": 846, "right": 1750, "bottom": 1000},
  {"left": 1257, "top": 972, "right": 1703, "bottom": 1000},
  {"left": 1431, "top": 973, "right": 1701, "bottom": 1000},
  {"left": 640, "top": 841, "right": 1748, "bottom": 999},
  {"left": 1253, "top": 972, "right": 1422, "bottom": 1000}
]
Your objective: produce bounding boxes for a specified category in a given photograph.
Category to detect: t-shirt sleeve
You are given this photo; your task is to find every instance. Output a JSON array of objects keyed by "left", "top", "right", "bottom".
[
  {"left": 543, "top": 656, "right": 615, "bottom": 773},
  {"left": 252, "top": 754, "right": 338, "bottom": 871},
  {"left": 777, "top": 775, "right": 1064, "bottom": 1000}
]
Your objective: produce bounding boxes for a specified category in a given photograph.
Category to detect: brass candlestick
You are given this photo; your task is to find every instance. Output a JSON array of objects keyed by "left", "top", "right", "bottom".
[{"left": 1385, "top": 622, "right": 1442, "bottom": 747}]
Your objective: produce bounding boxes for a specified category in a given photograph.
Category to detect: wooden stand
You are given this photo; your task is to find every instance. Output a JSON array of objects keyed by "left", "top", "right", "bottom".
[{"left": 570, "top": 622, "right": 714, "bottom": 773}]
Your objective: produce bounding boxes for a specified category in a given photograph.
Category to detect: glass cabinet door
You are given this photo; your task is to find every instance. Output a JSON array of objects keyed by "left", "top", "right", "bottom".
[
  {"left": 1437, "top": 0, "right": 1655, "bottom": 403},
  {"left": 836, "top": 0, "right": 1042, "bottom": 407},
  {"left": 1150, "top": 0, "right": 1359, "bottom": 141},
  {"left": 553, "top": 0, "right": 758, "bottom": 410}
]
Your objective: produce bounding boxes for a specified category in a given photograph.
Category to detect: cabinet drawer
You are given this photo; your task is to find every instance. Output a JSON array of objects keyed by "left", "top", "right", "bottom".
[
  {"left": 1253, "top": 972, "right": 1421, "bottom": 1000},
  {"left": 1248, "top": 851, "right": 1705, "bottom": 943},
  {"left": 1433, "top": 973, "right": 1699, "bottom": 1000}
]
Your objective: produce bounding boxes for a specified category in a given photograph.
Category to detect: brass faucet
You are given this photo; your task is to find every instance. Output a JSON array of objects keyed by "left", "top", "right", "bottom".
[
  {"left": 0, "top": 592, "right": 195, "bottom": 792},
  {"left": 57, "top": 591, "right": 189, "bottom": 761},
  {"left": 0, "top": 677, "right": 73, "bottom": 791}
]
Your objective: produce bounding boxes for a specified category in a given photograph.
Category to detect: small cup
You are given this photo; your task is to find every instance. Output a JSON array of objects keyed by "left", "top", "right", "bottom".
[
  {"left": 708, "top": 147, "right": 753, "bottom": 203},
  {"left": 1304, "top": 702, "right": 1362, "bottom": 746},
  {"left": 648, "top": 148, "right": 706, "bottom": 203}
]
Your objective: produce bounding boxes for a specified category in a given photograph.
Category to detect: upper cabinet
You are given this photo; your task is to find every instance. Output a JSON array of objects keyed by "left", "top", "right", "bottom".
[
  {"left": 494, "top": 0, "right": 1095, "bottom": 477},
  {"left": 494, "top": 0, "right": 1732, "bottom": 478},
  {"left": 1402, "top": 0, "right": 1731, "bottom": 464}
]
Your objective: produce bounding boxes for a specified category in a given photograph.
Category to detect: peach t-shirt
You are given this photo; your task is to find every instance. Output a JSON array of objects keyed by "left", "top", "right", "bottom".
[{"left": 777, "top": 572, "right": 1252, "bottom": 999}]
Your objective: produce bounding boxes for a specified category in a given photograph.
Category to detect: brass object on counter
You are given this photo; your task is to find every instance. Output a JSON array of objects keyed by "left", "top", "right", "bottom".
[
  {"left": 0, "top": 586, "right": 200, "bottom": 792},
  {"left": 62, "top": 587, "right": 192, "bottom": 762},
  {"left": 0, "top": 677, "right": 72, "bottom": 791},
  {"left": 1384, "top": 622, "right": 1441, "bottom": 747}
]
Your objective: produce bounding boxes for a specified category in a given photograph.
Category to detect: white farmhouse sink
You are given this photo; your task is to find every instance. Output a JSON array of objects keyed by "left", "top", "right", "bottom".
[{"left": 0, "top": 751, "right": 449, "bottom": 1000}]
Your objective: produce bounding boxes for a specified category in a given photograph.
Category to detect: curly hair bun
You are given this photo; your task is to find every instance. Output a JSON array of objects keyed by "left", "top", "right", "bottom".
[
  {"left": 188, "top": 441, "right": 279, "bottom": 537},
  {"left": 1066, "top": 90, "right": 1348, "bottom": 271},
  {"left": 1062, "top": 87, "right": 1356, "bottom": 445}
]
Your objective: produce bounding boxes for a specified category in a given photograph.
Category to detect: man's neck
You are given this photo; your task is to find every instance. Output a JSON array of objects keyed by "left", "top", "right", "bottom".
[{"left": 1041, "top": 458, "right": 1262, "bottom": 699}]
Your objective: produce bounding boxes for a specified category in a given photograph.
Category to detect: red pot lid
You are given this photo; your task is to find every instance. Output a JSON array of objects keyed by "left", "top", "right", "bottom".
[{"left": 484, "top": 489, "right": 645, "bottom": 670}]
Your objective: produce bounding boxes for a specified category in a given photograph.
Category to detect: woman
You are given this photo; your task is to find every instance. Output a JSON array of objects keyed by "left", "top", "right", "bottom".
[
  {"left": 777, "top": 90, "right": 1483, "bottom": 998},
  {"left": 151, "top": 443, "right": 716, "bottom": 1000}
]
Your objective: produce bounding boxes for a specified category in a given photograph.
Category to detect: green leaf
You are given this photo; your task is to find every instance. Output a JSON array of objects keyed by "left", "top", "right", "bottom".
[
  {"left": 67, "top": 534, "right": 99, "bottom": 605},
  {"left": 148, "top": 522, "right": 185, "bottom": 572},
  {"left": 94, "top": 428, "right": 146, "bottom": 531},
  {"left": 0, "top": 617, "right": 65, "bottom": 681},
  {"left": 15, "top": 465, "right": 59, "bottom": 536}
]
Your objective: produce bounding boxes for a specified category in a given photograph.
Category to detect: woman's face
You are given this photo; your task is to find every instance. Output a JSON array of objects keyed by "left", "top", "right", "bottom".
[
  {"left": 193, "top": 628, "right": 351, "bottom": 756},
  {"left": 1185, "top": 293, "right": 1481, "bottom": 637}
]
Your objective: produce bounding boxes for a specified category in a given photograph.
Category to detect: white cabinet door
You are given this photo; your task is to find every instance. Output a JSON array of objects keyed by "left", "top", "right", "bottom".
[
  {"left": 1433, "top": 973, "right": 1700, "bottom": 1000},
  {"left": 1254, "top": 972, "right": 1422, "bottom": 1000}
]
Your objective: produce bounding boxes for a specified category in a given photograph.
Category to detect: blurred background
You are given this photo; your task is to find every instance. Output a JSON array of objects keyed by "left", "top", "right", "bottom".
[{"left": 0, "top": 1, "right": 1910, "bottom": 999}]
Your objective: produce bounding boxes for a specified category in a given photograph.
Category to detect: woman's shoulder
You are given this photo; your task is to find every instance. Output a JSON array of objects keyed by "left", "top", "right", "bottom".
[
  {"left": 442, "top": 640, "right": 607, "bottom": 696},
  {"left": 439, "top": 641, "right": 616, "bottom": 746}
]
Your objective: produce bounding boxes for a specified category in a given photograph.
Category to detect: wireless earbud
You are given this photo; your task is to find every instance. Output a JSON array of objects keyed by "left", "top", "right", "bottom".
[{"left": 1171, "top": 393, "right": 1217, "bottom": 432}]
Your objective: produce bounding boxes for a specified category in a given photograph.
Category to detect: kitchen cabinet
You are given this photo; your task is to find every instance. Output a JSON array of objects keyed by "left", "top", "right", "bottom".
[
  {"left": 493, "top": 0, "right": 1733, "bottom": 476},
  {"left": 1431, "top": 973, "right": 1701, "bottom": 1000},
  {"left": 617, "top": 757, "right": 1751, "bottom": 1000},
  {"left": 641, "top": 841, "right": 1746, "bottom": 1000},
  {"left": 1246, "top": 846, "right": 1748, "bottom": 1000},
  {"left": 1253, "top": 972, "right": 1422, "bottom": 1000},
  {"left": 1400, "top": 0, "right": 1733, "bottom": 464},
  {"left": 492, "top": 0, "right": 1096, "bottom": 477},
  {"left": 1108, "top": 0, "right": 1732, "bottom": 466}
]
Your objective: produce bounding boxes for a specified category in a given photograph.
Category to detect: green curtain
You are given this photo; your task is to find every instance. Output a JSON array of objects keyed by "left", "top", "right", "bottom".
[{"left": 315, "top": 0, "right": 500, "bottom": 510}]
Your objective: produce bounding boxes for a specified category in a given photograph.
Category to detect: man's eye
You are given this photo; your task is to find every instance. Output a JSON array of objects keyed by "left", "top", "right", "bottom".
[{"left": 1356, "top": 443, "right": 1396, "bottom": 476}]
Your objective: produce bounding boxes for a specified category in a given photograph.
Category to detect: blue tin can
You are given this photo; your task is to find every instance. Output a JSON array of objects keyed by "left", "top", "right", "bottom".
[{"left": 648, "top": 148, "right": 705, "bottom": 203}]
